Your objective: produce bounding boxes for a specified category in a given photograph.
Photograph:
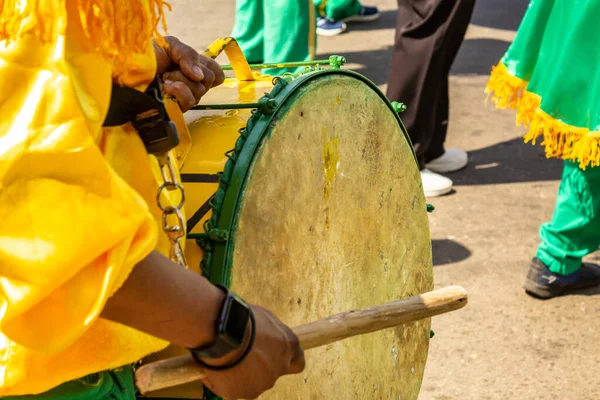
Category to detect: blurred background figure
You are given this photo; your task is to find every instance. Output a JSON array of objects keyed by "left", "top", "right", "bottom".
[
  {"left": 387, "top": 0, "right": 475, "bottom": 197},
  {"left": 231, "top": 0, "right": 316, "bottom": 75},
  {"left": 314, "top": 0, "right": 380, "bottom": 36}
]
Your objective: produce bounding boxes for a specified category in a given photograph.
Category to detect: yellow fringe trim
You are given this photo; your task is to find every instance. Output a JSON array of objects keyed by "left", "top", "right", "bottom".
[
  {"left": 485, "top": 62, "right": 600, "bottom": 169},
  {"left": 0, "top": 0, "right": 170, "bottom": 66}
]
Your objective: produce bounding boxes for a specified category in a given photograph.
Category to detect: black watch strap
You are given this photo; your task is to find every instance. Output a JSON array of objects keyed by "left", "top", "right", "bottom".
[
  {"left": 190, "top": 311, "right": 256, "bottom": 371},
  {"left": 188, "top": 285, "right": 253, "bottom": 361}
]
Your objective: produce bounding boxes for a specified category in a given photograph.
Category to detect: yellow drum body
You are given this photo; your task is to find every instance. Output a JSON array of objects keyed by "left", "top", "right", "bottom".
[
  {"left": 179, "top": 69, "right": 433, "bottom": 399},
  {"left": 180, "top": 74, "right": 276, "bottom": 271}
]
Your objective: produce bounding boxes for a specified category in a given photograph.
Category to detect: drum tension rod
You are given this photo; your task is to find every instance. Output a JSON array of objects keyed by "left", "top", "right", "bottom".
[
  {"left": 191, "top": 103, "right": 261, "bottom": 110},
  {"left": 221, "top": 60, "right": 330, "bottom": 71},
  {"left": 220, "top": 55, "right": 346, "bottom": 71},
  {"left": 192, "top": 98, "right": 278, "bottom": 113}
]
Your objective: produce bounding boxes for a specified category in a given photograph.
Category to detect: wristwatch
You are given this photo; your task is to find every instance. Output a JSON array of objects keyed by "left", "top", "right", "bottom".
[{"left": 189, "top": 285, "right": 253, "bottom": 363}]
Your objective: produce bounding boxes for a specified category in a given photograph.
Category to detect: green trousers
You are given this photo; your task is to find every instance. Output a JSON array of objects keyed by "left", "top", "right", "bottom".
[
  {"left": 314, "top": 0, "right": 362, "bottom": 21},
  {"left": 231, "top": 0, "right": 316, "bottom": 75},
  {"left": 537, "top": 160, "right": 600, "bottom": 275},
  {"left": 3, "top": 367, "right": 137, "bottom": 400}
]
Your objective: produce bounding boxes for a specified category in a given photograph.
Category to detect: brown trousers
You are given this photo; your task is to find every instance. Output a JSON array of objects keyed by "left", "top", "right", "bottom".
[{"left": 386, "top": 0, "right": 475, "bottom": 169}]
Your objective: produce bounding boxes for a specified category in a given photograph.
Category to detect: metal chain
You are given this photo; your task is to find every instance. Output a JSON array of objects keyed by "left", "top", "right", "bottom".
[{"left": 156, "top": 152, "right": 188, "bottom": 268}]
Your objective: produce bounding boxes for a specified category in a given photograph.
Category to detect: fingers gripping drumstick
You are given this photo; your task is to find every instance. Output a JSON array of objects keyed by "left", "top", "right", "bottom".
[{"left": 135, "top": 285, "right": 467, "bottom": 393}]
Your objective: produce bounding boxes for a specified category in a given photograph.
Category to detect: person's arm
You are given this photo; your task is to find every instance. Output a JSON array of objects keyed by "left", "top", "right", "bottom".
[
  {"left": 101, "top": 250, "right": 225, "bottom": 349},
  {"left": 102, "top": 250, "right": 305, "bottom": 400}
]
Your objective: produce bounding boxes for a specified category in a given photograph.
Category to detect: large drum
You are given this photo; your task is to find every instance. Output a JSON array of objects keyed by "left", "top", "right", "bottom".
[{"left": 165, "top": 44, "right": 433, "bottom": 400}]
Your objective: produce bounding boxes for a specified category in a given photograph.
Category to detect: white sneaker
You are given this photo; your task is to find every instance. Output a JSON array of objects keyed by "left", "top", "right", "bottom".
[
  {"left": 425, "top": 148, "right": 468, "bottom": 173},
  {"left": 421, "top": 169, "right": 453, "bottom": 197}
]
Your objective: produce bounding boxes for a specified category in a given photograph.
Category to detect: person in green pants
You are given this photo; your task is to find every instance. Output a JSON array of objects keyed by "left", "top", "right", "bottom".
[
  {"left": 486, "top": 0, "right": 600, "bottom": 298},
  {"left": 314, "top": 0, "right": 380, "bottom": 36},
  {"left": 529, "top": 160, "right": 600, "bottom": 297},
  {"left": 231, "top": 0, "right": 317, "bottom": 75}
]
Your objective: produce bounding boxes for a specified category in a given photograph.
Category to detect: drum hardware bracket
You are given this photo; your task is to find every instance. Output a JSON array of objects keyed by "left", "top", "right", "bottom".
[
  {"left": 328, "top": 55, "right": 347, "bottom": 69},
  {"left": 258, "top": 97, "right": 278, "bottom": 115},
  {"left": 392, "top": 101, "right": 407, "bottom": 114},
  {"left": 187, "top": 229, "right": 229, "bottom": 244},
  {"left": 268, "top": 77, "right": 288, "bottom": 96}
]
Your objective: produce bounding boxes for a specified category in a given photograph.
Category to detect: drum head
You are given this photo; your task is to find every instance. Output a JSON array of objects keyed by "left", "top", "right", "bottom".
[{"left": 206, "top": 71, "right": 433, "bottom": 399}]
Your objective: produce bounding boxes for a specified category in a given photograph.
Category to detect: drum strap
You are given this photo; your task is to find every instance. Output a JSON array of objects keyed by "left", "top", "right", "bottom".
[
  {"left": 102, "top": 76, "right": 180, "bottom": 155},
  {"left": 103, "top": 77, "right": 190, "bottom": 268}
]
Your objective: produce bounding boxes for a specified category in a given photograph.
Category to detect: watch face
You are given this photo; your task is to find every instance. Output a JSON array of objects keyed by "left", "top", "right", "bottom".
[{"left": 223, "top": 298, "right": 251, "bottom": 347}]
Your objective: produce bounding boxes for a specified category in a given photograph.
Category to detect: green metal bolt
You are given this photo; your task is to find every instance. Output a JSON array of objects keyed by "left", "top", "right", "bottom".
[
  {"left": 328, "top": 55, "right": 347, "bottom": 69},
  {"left": 258, "top": 97, "right": 278, "bottom": 115},
  {"left": 430, "top": 329, "right": 435, "bottom": 339},
  {"left": 391, "top": 101, "right": 407, "bottom": 113},
  {"left": 208, "top": 229, "right": 229, "bottom": 243},
  {"left": 427, "top": 203, "right": 435, "bottom": 213}
]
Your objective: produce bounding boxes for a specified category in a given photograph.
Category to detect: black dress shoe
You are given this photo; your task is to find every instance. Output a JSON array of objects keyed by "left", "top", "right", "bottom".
[{"left": 524, "top": 257, "right": 600, "bottom": 299}]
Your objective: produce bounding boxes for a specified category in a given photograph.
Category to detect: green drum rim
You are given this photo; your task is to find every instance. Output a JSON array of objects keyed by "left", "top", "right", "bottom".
[{"left": 197, "top": 69, "right": 418, "bottom": 287}]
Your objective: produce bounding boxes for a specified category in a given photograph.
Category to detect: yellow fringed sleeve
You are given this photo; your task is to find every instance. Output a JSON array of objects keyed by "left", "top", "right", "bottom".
[
  {"left": 0, "top": 0, "right": 174, "bottom": 395},
  {"left": 486, "top": 63, "right": 598, "bottom": 169}
]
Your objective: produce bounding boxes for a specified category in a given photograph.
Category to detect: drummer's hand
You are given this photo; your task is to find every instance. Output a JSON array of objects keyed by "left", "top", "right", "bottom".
[
  {"left": 154, "top": 36, "right": 225, "bottom": 111},
  {"left": 199, "top": 305, "right": 305, "bottom": 400}
]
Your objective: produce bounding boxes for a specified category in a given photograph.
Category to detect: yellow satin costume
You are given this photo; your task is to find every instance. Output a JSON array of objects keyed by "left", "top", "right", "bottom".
[{"left": 0, "top": 0, "right": 185, "bottom": 396}]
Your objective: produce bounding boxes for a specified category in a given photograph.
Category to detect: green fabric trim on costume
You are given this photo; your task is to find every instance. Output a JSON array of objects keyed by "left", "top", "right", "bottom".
[
  {"left": 314, "top": 0, "right": 362, "bottom": 21},
  {"left": 500, "top": 0, "right": 600, "bottom": 131},
  {"left": 537, "top": 160, "right": 600, "bottom": 275},
  {"left": 2, "top": 367, "right": 136, "bottom": 400}
]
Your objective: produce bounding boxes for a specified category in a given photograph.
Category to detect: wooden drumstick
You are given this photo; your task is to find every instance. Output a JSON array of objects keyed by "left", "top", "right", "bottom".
[{"left": 135, "top": 285, "right": 467, "bottom": 394}]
